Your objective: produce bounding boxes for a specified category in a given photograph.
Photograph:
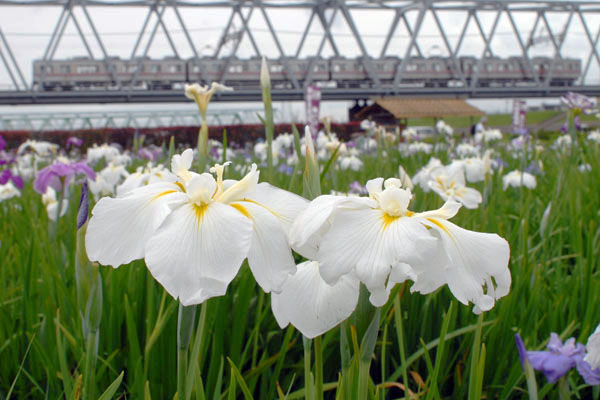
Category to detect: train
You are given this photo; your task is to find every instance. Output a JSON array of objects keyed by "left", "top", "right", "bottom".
[{"left": 32, "top": 55, "right": 581, "bottom": 91}]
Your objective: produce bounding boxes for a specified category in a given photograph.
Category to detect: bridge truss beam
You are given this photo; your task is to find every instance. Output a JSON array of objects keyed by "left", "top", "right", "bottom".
[{"left": 0, "top": 0, "right": 600, "bottom": 103}]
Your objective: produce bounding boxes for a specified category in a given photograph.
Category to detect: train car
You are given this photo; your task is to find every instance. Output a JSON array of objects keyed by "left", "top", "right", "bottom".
[
  {"left": 33, "top": 57, "right": 119, "bottom": 90},
  {"left": 530, "top": 57, "right": 580, "bottom": 86},
  {"left": 33, "top": 55, "right": 582, "bottom": 91}
]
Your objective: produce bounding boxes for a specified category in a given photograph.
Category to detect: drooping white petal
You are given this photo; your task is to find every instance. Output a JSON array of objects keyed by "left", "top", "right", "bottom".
[
  {"left": 237, "top": 201, "right": 297, "bottom": 293},
  {"left": 584, "top": 324, "right": 600, "bottom": 370},
  {"left": 86, "top": 182, "right": 183, "bottom": 267},
  {"left": 422, "top": 218, "right": 511, "bottom": 313},
  {"left": 144, "top": 201, "right": 253, "bottom": 306},
  {"left": 243, "top": 182, "right": 309, "bottom": 236},
  {"left": 271, "top": 261, "right": 360, "bottom": 338},
  {"left": 414, "top": 200, "right": 461, "bottom": 220},
  {"left": 318, "top": 206, "right": 433, "bottom": 291},
  {"left": 369, "top": 263, "right": 417, "bottom": 307},
  {"left": 289, "top": 195, "right": 347, "bottom": 260},
  {"left": 454, "top": 187, "right": 483, "bottom": 209}
]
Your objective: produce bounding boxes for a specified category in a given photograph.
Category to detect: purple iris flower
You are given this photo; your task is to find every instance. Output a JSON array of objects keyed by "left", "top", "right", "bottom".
[
  {"left": 561, "top": 92, "right": 595, "bottom": 114},
  {"left": 33, "top": 161, "right": 96, "bottom": 194},
  {"left": 515, "top": 333, "right": 586, "bottom": 383},
  {"left": 0, "top": 135, "right": 6, "bottom": 151},
  {"left": 526, "top": 161, "right": 542, "bottom": 176},
  {"left": 77, "top": 181, "right": 89, "bottom": 230},
  {"left": 66, "top": 137, "right": 83, "bottom": 148},
  {"left": 277, "top": 163, "right": 293, "bottom": 175},
  {"left": 349, "top": 180, "right": 368, "bottom": 195},
  {"left": 574, "top": 355, "right": 600, "bottom": 385},
  {"left": 0, "top": 169, "right": 24, "bottom": 189},
  {"left": 137, "top": 147, "right": 155, "bottom": 161},
  {"left": 574, "top": 115, "right": 582, "bottom": 131}
]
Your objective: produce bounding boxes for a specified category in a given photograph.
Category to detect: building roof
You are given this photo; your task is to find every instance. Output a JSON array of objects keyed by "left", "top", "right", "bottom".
[{"left": 356, "top": 97, "right": 485, "bottom": 120}]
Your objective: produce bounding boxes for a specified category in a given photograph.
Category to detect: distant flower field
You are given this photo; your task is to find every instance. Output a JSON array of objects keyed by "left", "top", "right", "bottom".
[{"left": 1, "top": 100, "right": 600, "bottom": 398}]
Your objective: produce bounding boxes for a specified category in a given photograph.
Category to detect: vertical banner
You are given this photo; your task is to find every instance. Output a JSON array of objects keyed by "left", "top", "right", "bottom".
[
  {"left": 512, "top": 99, "right": 527, "bottom": 134},
  {"left": 305, "top": 85, "right": 321, "bottom": 136}
]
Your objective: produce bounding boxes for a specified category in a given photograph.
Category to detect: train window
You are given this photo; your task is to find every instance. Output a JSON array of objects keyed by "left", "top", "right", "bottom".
[
  {"left": 228, "top": 65, "right": 242, "bottom": 73},
  {"left": 168, "top": 64, "right": 182, "bottom": 73},
  {"left": 59, "top": 65, "right": 70, "bottom": 74},
  {"left": 406, "top": 64, "right": 417, "bottom": 72},
  {"left": 333, "top": 64, "right": 340, "bottom": 72},
  {"left": 417, "top": 63, "right": 425, "bottom": 71},
  {"left": 127, "top": 64, "right": 138, "bottom": 73},
  {"left": 296, "top": 64, "right": 305, "bottom": 72},
  {"left": 41, "top": 65, "right": 52, "bottom": 73},
  {"left": 192, "top": 65, "right": 200, "bottom": 73},
  {"left": 270, "top": 64, "right": 283, "bottom": 73},
  {"left": 76, "top": 65, "right": 98, "bottom": 74},
  {"left": 555, "top": 64, "right": 563, "bottom": 70},
  {"left": 150, "top": 64, "right": 161, "bottom": 73},
  {"left": 484, "top": 64, "right": 492, "bottom": 72},
  {"left": 434, "top": 63, "right": 441, "bottom": 72}
]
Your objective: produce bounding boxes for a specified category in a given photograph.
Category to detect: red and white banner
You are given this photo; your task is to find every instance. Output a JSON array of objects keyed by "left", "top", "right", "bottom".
[{"left": 512, "top": 99, "right": 527, "bottom": 134}]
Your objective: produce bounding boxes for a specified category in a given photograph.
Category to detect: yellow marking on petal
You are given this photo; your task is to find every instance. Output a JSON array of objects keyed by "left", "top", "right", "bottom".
[
  {"left": 231, "top": 203, "right": 252, "bottom": 219},
  {"left": 381, "top": 210, "right": 414, "bottom": 230},
  {"left": 175, "top": 181, "right": 186, "bottom": 192},
  {"left": 151, "top": 190, "right": 176, "bottom": 202},
  {"left": 193, "top": 203, "right": 209, "bottom": 228},
  {"left": 242, "top": 198, "right": 284, "bottom": 220},
  {"left": 427, "top": 218, "right": 451, "bottom": 236},
  {"left": 381, "top": 213, "right": 399, "bottom": 230}
]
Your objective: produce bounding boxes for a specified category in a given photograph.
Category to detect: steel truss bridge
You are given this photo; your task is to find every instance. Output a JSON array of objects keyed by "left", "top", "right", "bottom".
[
  {"left": 0, "top": 105, "right": 270, "bottom": 131},
  {"left": 1, "top": 0, "right": 600, "bottom": 104}
]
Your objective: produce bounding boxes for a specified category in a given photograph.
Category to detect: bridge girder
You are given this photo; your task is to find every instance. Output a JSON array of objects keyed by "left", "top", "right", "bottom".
[{"left": 0, "top": 0, "right": 599, "bottom": 103}]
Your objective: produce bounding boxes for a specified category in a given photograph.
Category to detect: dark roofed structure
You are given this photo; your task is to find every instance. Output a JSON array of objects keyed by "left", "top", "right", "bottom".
[{"left": 355, "top": 97, "right": 485, "bottom": 124}]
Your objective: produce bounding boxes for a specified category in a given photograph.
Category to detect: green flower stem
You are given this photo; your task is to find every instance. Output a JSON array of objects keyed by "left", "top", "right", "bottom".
[
  {"left": 177, "top": 303, "right": 197, "bottom": 398},
  {"left": 558, "top": 376, "right": 570, "bottom": 400},
  {"left": 262, "top": 82, "right": 274, "bottom": 183},
  {"left": 314, "top": 335, "right": 323, "bottom": 400},
  {"left": 82, "top": 329, "right": 99, "bottom": 400},
  {"left": 303, "top": 336, "right": 314, "bottom": 400},
  {"left": 197, "top": 113, "right": 209, "bottom": 172}
]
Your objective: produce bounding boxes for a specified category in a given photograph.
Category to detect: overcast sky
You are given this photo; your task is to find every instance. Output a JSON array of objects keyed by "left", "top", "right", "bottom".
[{"left": 0, "top": 3, "right": 598, "bottom": 119}]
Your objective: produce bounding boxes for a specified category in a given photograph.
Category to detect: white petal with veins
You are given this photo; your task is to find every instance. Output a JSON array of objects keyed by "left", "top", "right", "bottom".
[{"left": 271, "top": 261, "right": 359, "bottom": 338}]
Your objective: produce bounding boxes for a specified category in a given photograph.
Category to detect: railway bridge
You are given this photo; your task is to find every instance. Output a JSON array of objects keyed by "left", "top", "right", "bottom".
[{"left": 0, "top": 0, "right": 600, "bottom": 104}]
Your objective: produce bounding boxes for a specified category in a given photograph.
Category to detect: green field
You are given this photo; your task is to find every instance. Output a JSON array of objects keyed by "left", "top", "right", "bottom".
[
  {"left": 406, "top": 110, "right": 565, "bottom": 129},
  {"left": 1, "top": 129, "right": 599, "bottom": 399}
]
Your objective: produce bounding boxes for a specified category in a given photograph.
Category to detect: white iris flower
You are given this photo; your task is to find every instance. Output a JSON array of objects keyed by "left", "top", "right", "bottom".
[
  {"left": 290, "top": 177, "right": 510, "bottom": 313},
  {"left": 86, "top": 149, "right": 308, "bottom": 305},
  {"left": 585, "top": 324, "right": 600, "bottom": 370},
  {"left": 428, "top": 166, "right": 483, "bottom": 209}
]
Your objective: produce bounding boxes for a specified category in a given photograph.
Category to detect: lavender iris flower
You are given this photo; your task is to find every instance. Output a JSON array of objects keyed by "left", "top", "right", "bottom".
[
  {"left": 34, "top": 161, "right": 96, "bottom": 194},
  {"left": 574, "top": 115, "right": 582, "bottom": 131},
  {"left": 0, "top": 135, "right": 6, "bottom": 151},
  {"left": 0, "top": 169, "right": 24, "bottom": 189},
  {"left": 348, "top": 180, "right": 368, "bottom": 195},
  {"left": 66, "top": 137, "right": 83, "bottom": 148},
  {"left": 515, "top": 333, "right": 586, "bottom": 383},
  {"left": 137, "top": 147, "right": 154, "bottom": 161},
  {"left": 575, "top": 356, "right": 600, "bottom": 385},
  {"left": 561, "top": 92, "right": 595, "bottom": 114},
  {"left": 77, "top": 182, "right": 89, "bottom": 230}
]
